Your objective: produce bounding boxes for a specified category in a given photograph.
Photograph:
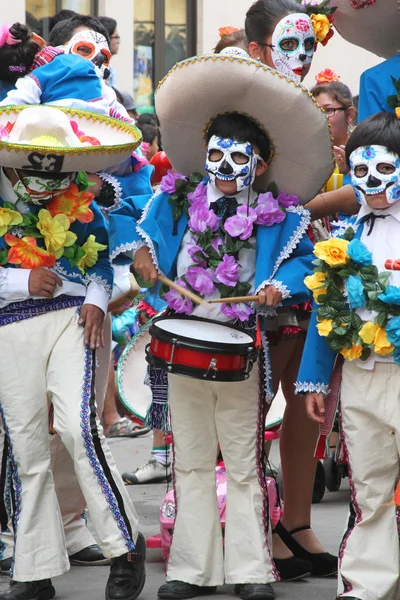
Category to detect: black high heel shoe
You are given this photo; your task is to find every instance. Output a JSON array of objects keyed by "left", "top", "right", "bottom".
[{"left": 274, "top": 522, "right": 338, "bottom": 577}]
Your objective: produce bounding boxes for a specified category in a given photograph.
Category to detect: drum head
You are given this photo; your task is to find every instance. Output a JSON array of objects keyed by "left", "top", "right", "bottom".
[
  {"left": 153, "top": 317, "right": 254, "bottom": 345},
  {"left": 265, "top": 388, "right": 286, "bottom": 430},
  {"left": 117, "top": 320, "right": 156, "bottom": 421}
]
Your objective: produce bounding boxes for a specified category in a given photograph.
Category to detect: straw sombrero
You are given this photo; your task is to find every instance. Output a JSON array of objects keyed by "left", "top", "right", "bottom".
[
  {"left": 155, "top": 55, "right": 334, "bottom": 204},
  {"left": 333, "top": 0, "right": 399, "bottom": 58},
  {"left": 0, "top": 105, "right": 142, "bottom": 173}
]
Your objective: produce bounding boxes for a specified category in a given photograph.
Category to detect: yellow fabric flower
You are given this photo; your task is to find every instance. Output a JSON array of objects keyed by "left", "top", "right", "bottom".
[
  {"left": 311, "top": 13, "right": 330, "bottom": 43},
  {"left": 77, "top": 235, "right": 107, "bottom": 273},
  {"left": 0, "top": 207, "right": 23, "bottom": 237},
  {"left": 374, "top": 327, "right": 395, "bottom": 356},
  {"left": 314, "top": 238, "right": 349, "bottom": 267},
  {"left": 396, "top": 107, "right": 400, "bottom": 120},
  {"left": 340, "top": 345, "right": 363, "bottom": 361},
  {"left": 37, "top": 209, "right": 77, "bottom": 259},
  {"left": 359, "top": 322, "right": 379, "bottom": 345},
  {"left": 304, "top": 271, "right": 327, "bottom": 303},
  {"left": 317, "top": 319, "right": 333, "bottom": 337}
]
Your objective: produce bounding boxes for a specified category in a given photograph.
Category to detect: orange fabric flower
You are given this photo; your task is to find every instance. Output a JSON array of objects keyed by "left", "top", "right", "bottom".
[
  {"left": 47, "top": 183, "right": 94, "bottom": 224},
  {"left": 218, "top": 26, "right": 239, "bottom": 38},
  {"left": 315, "top": 69, "right": 340, "bottom": 84},
  {"left": 5, "top": 234, "right": 56, "bottom": 269}
]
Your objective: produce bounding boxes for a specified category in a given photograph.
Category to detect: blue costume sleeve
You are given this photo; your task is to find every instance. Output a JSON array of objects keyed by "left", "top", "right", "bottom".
[
  {"left": 295, "top": 306, "right": 336, "bottom": 395},
  {"left": 108, "top": 193, "right": 153, "bottom": 264},
  {"left": 358, "top": 56, "right": 399, "bottom": 122},
  {"left": 98, "top": 164, "right": 154, "bottom": 215}
]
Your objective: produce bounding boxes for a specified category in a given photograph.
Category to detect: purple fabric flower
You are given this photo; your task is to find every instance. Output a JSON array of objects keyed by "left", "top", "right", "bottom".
[
  {"left": 160, "top": 170, "right": 187, "bottom": 194},
  {"left": 224, "top": 205, "right": 257, "bottom": 240},
  {"left": 211, "top": 237, "right": 223, "bottom": 253},
  {"left": 187, "top": 180, "right": 207, "bottom": 205},
  {"left": 255, "top": 192, "right": 286, "bottom": 226},
  {"left": 188, "top": 201, "right": 220, "bottom": 233},
  {"left": 221, "top": 302, "right": 254, "bottom": 322},
  {"left": 215, "top": 255, "right": 240, "bottom": 287},
  {"left": 187, "top": 242, "right": 208, "bottom": 266},
  {"left": 164, "top": 280, "right": 193, "bottom": 315},
  {"left": 185, "top": 267, "right": 215, "bottom": 296},
  {"left": 276, "top": 190, "right": 299, "bottom": 208}
]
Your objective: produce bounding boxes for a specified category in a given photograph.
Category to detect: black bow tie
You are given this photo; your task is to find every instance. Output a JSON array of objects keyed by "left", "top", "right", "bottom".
[
  {"left": 358, "top": 212, "right": 388, "bottom": 236},
  {"left": 209, "top": 196, "right": 238, "bottom": 220}
]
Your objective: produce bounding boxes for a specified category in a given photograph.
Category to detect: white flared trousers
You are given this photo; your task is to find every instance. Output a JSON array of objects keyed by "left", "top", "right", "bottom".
[
  {"left": 0, "top": 308, "right": 138, "bottom": 582},
  {"left": 338, "top": 361, "right": 400, "bottom": 600},
  {"left": 166, "top": 367, "right": 276, "bottom": 587}
]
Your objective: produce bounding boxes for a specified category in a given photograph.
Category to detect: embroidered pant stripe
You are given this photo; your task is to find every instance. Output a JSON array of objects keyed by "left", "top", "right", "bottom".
[{"left": 0, "top": 437, "right": 9, "bottom": 531}]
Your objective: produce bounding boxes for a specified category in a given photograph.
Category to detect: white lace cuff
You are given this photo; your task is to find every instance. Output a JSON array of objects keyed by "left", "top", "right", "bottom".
[
  {"left": 295, "top": 382, "right": 329, "bottom": 395},
  {"left": 110, "top": 240, "right": 145, "bottom": 262}
]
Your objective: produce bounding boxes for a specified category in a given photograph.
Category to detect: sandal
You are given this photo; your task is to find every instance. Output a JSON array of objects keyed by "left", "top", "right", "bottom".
[{"left": 107, "top": 418, "right": 150, "bottom": 438}]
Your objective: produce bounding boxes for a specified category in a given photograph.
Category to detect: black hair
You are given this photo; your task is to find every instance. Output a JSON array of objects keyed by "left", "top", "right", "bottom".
[
  {"left": 139, "top": 124, "right": 158, "bottom": 145},
  {"left": 98, "top": 16, "right": 117, "bottom": 38},
  {"left": 245, "top": 0, "right": 306, "bottom": 44},
  {"left": 346, "top": 112, "right": 400, "bottom": 167},
  {"left": 137, "top": 113, "right": 157, "bottom": 127},
  {"left": 206, "top": 113, "right": 271, "bottom": 162},
  {"left": 214, "top": 29, "right": 248, "bottom": 53},
  {"left": 48, "top": 15, "right": 110, "bottom": 46},
  {"left": 0, "top": 23, "right": 40, "bottom": 84},
  {"left": 49, "top": 9, "right": 78, "bottom": 33}
]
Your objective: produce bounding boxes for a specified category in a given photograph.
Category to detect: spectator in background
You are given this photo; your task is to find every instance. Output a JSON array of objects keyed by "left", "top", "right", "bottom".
[
  {"left": 137, "top": 113, "right": 157, "bottom": 127},
  {"left": 49, "top": 9, "right": 77, "bottom": 32},
  {"left": 98, "top": 16, "right": 119, "bottom": 87},
  {"left": 114, "top": 89, "right": 139, "bottom": 121},
  {"left": 138, "top": 124, "right": 159, "bottom": 161}
]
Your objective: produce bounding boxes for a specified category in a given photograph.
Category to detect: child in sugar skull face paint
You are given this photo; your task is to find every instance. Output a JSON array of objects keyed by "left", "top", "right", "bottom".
[{"left": 298, "top": 112, "right": 400, "bottom": 600}]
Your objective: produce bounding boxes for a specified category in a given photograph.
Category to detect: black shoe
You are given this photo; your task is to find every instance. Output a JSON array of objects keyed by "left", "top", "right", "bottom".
[
  {"left": 69, "top": 544, "right": 110, "bottom": 566},
  {"left": 234, "top": 583, "right": 275, "bottom": 600},
  {"left": 274, "top": 522, "right": 338, "bottom": 577},
  {"left": 273, "top": 556, "right": 312, "bottom": 581},
  {"left": 0, "top": 580, "right": 55, "bottom": 600},
  {"left": 0, "top": 558, "right": 12, "bottom": 575},
  {"left": 158, "top": 581, "right": 217, "bottom": 599},
  {"left": 105, "top": 533, "right": 146, "bottom": 600}
]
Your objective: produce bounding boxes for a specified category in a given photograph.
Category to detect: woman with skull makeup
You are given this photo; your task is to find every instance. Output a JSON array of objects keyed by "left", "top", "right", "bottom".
[{"left": 243, "top": 0, "right": 338, "bottom": 580}]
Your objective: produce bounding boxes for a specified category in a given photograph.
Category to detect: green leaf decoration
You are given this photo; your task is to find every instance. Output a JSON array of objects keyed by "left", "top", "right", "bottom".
[
  {"left": 342, "top": 227, "right": 355, "bottom": 242},
  {"left": 76, "top": 171, "right": 94, "bottom": 191},
  {"left": 267, "top": 181, "right": 279, "bottom": 198},
  {"left": 0, "top": 249, "right": 8, "bottom": 265}
]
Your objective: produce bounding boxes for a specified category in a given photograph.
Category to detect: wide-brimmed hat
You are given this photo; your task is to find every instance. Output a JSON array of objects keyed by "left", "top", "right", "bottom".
[
  {"left": 333, "top": 0, "right": 399, "bottom": 58},
  {"left": 155, "top": 55, "right": 334, "bottom": 204},
  {"left": 0, "top": 105, "right": 142, "bottom": 173}
]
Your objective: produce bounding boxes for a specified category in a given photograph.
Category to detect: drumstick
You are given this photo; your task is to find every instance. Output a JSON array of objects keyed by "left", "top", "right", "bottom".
[
  {"left": 158, "top": 274, "right": 211, "bottom": 309},
  {"left": 385, "top": 259, "right": 400, "bottom": 271},
  {"left": 209, "top": 296, "right": 259, "bottom": 304}
]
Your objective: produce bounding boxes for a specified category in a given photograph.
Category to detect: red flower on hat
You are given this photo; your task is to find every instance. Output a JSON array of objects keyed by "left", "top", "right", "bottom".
[
  {"left": 315, "top": 68, "right": 340, "bottom": 83},
  {"left": 218, "top": 26, "right": 239, "bottom": 38}
]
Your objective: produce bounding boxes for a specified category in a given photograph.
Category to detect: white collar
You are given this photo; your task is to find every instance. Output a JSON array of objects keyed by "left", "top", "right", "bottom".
[
  {"left": 356, "top": 200, "right": 400, "bottom": 225},
  {"left": 206, "top": 181, "right": 258, "bottom": 206}
]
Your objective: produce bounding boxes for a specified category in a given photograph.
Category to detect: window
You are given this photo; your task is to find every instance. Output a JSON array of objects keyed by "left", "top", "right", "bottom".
[
  {"left": 26, "top": 0, "right": 98, "bottom": 41},
  {"left": 134, "top": 0, "right": 196, "bottom": 111}
]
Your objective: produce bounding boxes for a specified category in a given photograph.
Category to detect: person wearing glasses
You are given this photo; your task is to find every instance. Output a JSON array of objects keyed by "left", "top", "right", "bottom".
[{"left": 99, "top": 16, "right": 120, "bottom": 88}]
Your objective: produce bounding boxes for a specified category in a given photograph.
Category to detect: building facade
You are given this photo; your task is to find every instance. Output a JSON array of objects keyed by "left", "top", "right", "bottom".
[{"left": 5, "top": 0, "right": 382, "bottom": 110}]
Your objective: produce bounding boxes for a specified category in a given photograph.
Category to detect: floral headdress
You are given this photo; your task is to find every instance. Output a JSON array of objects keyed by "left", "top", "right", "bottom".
[
  {"left": 315, "top": 68, "right": 340, "bottom": 83},
  {"left": 299, "top": 0, "right": 336, "bottom": 46},
  {"left": 218, "top": 26, "right": 239, "bottom": 39},
  {"left": 0, "top": 23, "right": 22, "bottom": 48}
]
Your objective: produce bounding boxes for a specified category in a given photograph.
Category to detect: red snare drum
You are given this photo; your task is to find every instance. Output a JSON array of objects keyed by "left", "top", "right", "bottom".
[{"left": 146, "top": 316, "right": 257, "bottom": 382}]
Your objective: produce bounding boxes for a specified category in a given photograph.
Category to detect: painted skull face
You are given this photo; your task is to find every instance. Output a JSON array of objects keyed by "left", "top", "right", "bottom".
[
  {"left": 271, "top": 13, "right": 315, "bottom": 83},
  {"left": 205, "top": 136, "right": 262, "bottom": 192},
  {"left": 65, "top": 30, "right": 111, "bottom": 79},
  {"left": 349, "top": 145, "right": 400, "bottom": 206}
]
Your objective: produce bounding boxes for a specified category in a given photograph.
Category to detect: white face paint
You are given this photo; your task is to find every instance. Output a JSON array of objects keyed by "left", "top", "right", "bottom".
[
  {"left": 349, "top": 145, "right": 400, "bottom": 206},
  {"left": 65, "top": 30, "right": 111, "bottom": 79},
  {"left": 271, "top": 13, "right": 315, "bottom": 83},
  {"left": 205, "top": 135, "right": 262, "bottom": 192}
]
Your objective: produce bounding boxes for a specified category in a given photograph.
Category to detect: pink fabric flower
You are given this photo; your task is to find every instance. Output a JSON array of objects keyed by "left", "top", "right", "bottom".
[
  {"left": 224, "top": 204, "right": 257, "bottom": 240},
  {"left": 160, "top": 170, "right": 187, "bottom": 194},
  {"left": 276, "top": 191, "right": 299, "bottom": 208},
  {"left": 255, "top": 192, "right": 286, "bottom": 226},
  {"left": 187, "top": 242, "right": 208, "bottom": 266},
  {"left": 164, "top": 280, "right": 193, "bottom": 315},
  {"left": 187, "top": 180, "right": 207, "bottom": 205},
  {"left": 0, "top": 24, "right": 21, "bottom": 48},
  {"left": 221, "top": 303, "right": 254, "bottom": 322},
  {"left": 215, "top": 255, "right": 240, "bottom": 287},
  {"left": 188, "top": 201, "right": 220, "bottom": 233},
  {"left": 185, "top": 267, "right": 215, "bottom": 296},
  {"left": 0, "top": 126, "right": 10, "bottom": 142},
  {"left": 211, "top": 237, "right": 223, "bottom": 253}
]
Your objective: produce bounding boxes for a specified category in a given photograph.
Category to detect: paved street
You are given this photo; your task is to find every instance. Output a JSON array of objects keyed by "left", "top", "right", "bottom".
[{"left": 0, "top": 431, "right": 350, "bottom": 600}]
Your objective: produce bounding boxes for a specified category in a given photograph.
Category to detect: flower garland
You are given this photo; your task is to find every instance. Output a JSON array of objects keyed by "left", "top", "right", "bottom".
[
  {"left": 159, "top": 171, "right": 299, "bottom": 321},
  {"left": 0, "top": 173, "right": 106, "bottom": 274},
  {"left": 299, "top": 0, "right": 336, "bottom": 46},
  {"left": 305, "top": 227, "right": 400, "bottom": 364}
]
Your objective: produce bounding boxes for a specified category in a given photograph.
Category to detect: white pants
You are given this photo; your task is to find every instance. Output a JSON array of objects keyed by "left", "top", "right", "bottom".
[
  {"left": 338, "top": 362, "right": 400, "bottom": 600},
  {"left": 0, "top": 308, "right": 138, "bottom": 581},
  {"left": 166, "top": 367, "right": 275, "bottom": 587}
]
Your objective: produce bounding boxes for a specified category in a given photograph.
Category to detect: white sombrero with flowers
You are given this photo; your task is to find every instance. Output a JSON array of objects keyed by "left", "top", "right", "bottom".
[
  {"left": 155, "top": 54, "right": 335, "bottom": 204},
  {"left": 0, "top": 105, "right": 142, "bottom": 173},
  {"left": 333, "top": 0, "right": 399, "bottom": 58}
]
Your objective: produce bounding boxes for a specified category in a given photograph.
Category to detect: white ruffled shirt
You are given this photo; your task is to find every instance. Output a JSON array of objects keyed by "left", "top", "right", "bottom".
[{"left": 354, "top": 201, "right": 400, "bottom": 369}]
